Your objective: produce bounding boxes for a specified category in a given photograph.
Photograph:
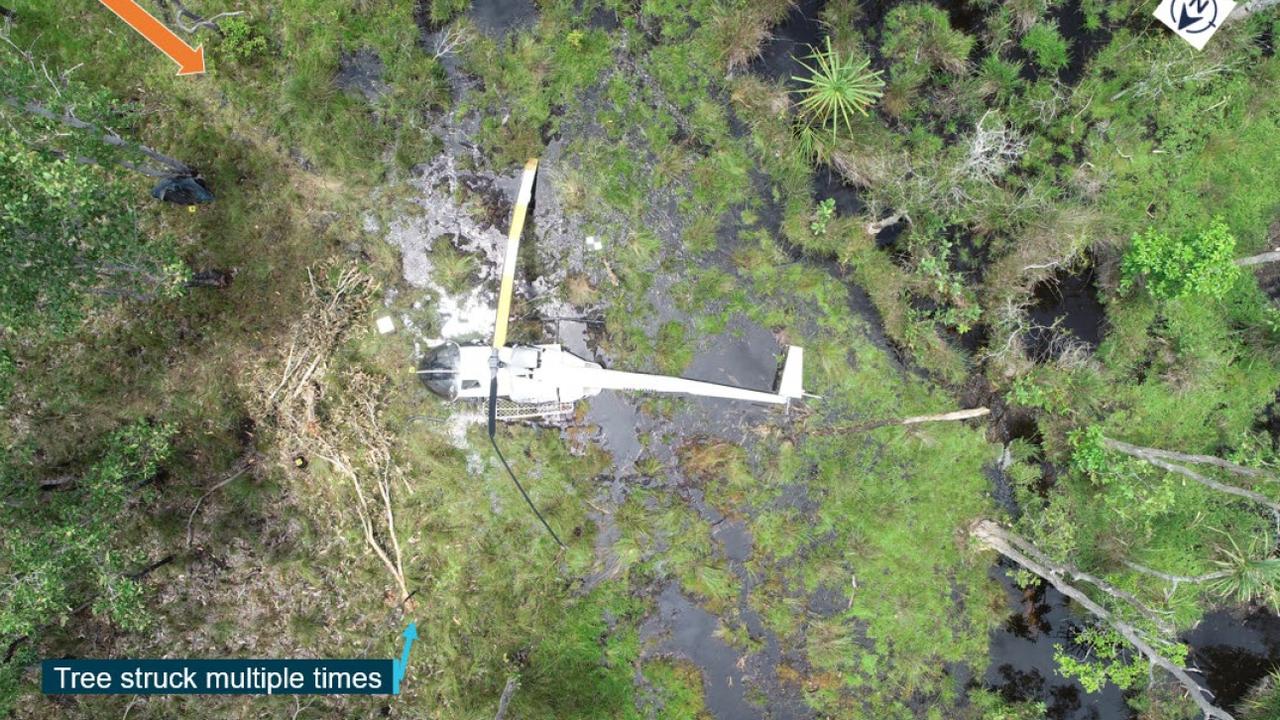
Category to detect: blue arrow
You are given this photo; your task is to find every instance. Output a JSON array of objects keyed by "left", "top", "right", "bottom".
[{"left": 391, "top": 623, "right": 417, "bottom": 695}]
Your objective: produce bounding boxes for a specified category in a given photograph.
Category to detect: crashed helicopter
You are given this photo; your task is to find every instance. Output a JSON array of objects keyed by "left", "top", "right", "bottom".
[{"left": 417, "top": 158, "right": 805, "bottom": 544}]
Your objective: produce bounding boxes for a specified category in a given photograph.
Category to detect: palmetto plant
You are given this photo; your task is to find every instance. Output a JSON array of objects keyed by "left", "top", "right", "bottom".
[
  {"left": 791, "top": 37, "right": 884, "bottom": 137},
  {"left": 1208, "top": 534, "right": 1280, "bottom": 607}
]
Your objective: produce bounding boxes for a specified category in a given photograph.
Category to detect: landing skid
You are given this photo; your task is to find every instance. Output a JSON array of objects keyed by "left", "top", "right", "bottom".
[{"left": 454, "top": 398, "right": 576, "bottom": 423}]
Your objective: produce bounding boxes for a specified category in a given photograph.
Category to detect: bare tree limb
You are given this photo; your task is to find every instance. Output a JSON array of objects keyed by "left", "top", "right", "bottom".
[
  {"left": 1102, "top": 438, "right": 1275, "bottom": 481},
  {"left": 4, "top": 96, "right": 193, "bottom": 176},
  {"left": 155, "top": 0, "right": 244, "bottom": 34},
  {"left": 1122, "top": 560, "right": 1229, "bottom": 597},
  {"left": 1102, "top": 438, "right": 1280, "bottom": 516},
  {"left": 971, "top": 520, "right": 1235, "bottom": 720},
  {"left": 866, "top": 212, "right": 905, "bottom": 236},
  {"left": 318, "top": 453, "right": 409, "bottom": 605},
  {"left": 186, "top": 458, "right": 254, "bottom": 548},
  {"left": 493, "top": 676, "right": 519, "bottom": 720},
  {"left": 900, "top": 407, "right": 992, "bottom": 425},
  {"left": 994, "top": 528, "right": 1177, "bottom": 636},
  {"left": 818, "top": 407, "right": 990, "bottom": 435},
  {"left": 1227, "top": 0, "right": 1280, "bottom": 22},
  {"left": 1237, "top": 251, "right": 1280, "bottom": 267}
]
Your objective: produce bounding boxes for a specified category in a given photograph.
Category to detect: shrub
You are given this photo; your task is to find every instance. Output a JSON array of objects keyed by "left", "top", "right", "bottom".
[
  {"left": 1021, "top": 23, "right": 1070, "bottom": 74},
  {"left": 882, "top": 3, "right": 974, "bottom": 75},
  {"left": 791, "top": 37, "right": 885, "bottom": 136},
  {"left": 811, "top": 197, "right": 836, "bottom": 235},
  {"left": 1120, "top": 219, "right": 1241, "bottom": 300},
  {"left": 978, "top": 54, "right": 1024, "bottom": 101},
  {"left": 218, "top": 16, "right": 268, "bottom": 63}
]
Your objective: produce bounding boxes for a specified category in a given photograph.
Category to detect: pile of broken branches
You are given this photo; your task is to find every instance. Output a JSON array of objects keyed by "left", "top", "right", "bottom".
[{"left": 246, "top": 261, "right": 411, "bottom": 607}]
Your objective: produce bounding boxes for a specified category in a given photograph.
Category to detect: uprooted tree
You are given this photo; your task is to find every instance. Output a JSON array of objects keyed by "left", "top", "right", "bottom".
[
  {"left": 974, "top": 427, "right": 1280, "bottom": 719},
  {"left": 970, "top": 520, "right": 1237, "bottom": 720}
]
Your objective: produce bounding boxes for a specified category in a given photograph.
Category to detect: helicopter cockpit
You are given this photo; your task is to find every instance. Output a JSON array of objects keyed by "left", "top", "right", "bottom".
[{"left": 418, "top": 342, "right": 461, "bottom": 400}]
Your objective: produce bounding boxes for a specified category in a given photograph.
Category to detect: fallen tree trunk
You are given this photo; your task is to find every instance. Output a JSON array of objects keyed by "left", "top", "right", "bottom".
[
  {"left": 493, "top": 676, "right": 519, "bottom": 720},
  {"left": 1102, "top": 438, "right": 1280, "bottom": 517},
  {"left": 970, "top": 520, "right": 1235, "bottom": 720},
  {"left": 900, "top": 407, "right": 991, "bottom": 425},
  {"left": 1236, "top": 251, "right": 1280, "bottom": 267},
  {"left": 1227, "top": 0, "right": 1280, "bottom": 22},
  {"left": 819, "top": 407, "right": 990, "bottom": 435}
]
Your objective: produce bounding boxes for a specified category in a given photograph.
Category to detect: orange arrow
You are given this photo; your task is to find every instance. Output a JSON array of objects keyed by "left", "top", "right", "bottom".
[{"left": 97, "top": 0, "right": 205, "bottom": 76}]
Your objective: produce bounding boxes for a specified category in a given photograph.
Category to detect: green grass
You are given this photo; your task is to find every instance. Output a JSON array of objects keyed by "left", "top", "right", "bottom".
[{"left": 7, "top": 1, "right": 1280, "bottom": 719}]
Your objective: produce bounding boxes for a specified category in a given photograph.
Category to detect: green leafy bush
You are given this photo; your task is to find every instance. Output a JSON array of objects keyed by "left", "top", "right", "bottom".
[
  {"left": 218, "top": 16, "right": 268, "bottom": 63},
  {"left": 1120, "top": 219, "right": 1241, "bottom": 300},
  {"left": 1053, "top": 626, "right": 1146, "bottom": 693},
  {"left": 811, "top": 197, "right": 836, "bottom": 235},
  {"left": 1021, "top": 23, "right": 1070, "bottom": 74},
  {"left": 0, "top": 421, "right": 175, "bottom": 712}
]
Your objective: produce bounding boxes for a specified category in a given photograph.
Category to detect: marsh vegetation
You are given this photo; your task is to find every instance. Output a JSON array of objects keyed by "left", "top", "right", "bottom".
[{"left": 2, "top": 0, "right": 1280, "bottom": 718}]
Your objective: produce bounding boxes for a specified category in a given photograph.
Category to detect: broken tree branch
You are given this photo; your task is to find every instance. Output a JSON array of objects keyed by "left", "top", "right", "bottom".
[
  {"left": 185, "top": 457, "right": 254, "bottom": 548},
  {"left": 971, "top": 520, "right": 1235, "bottom": 720},
  {"left": 866, "top": 212, "right": 905, "bottom": 236},
  {"left": 493, "top": 676, "right": 519, "bottom": 720},
  {"left": 1236, "top": 251, "right": 1280, "bottom": 267},
  {"left": 1102, "top": 438, "right": 1280, "bottom": 517},
  {"left": 1102, "top": 438, "right": 1275, "bottom": 481},
  {"left": 1122, "top": 560, "right": 1229, "bottom": 598},
  {"left": 993, "top": 527, "right": 1177, "bottom": 636},
  {"left": 1227, "top": 0, "right": 1280, "bottom": 22},
  {"left": 4, "top": 96, "right": 193, "bottom": 176},
  {"left": 819, "top": 407, "right": 990, "bottom": 435},
  {"left": 156, "top": 0, "right": 244, "bottom": 34},
  {"left": 900, "top": 407, "right": 992, "bottom": 425}
]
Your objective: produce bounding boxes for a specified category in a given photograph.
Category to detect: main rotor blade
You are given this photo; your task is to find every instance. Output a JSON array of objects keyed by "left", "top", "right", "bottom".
[
  {"left": 487, "top": 362, "right": 564, "bottom": 547},
  {"left": 492, "top": 158, "right": 539, "bottom": 349}
]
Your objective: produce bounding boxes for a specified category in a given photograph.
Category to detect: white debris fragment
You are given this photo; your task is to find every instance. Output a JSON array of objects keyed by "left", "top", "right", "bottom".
[
  {"left": 585, "top": 235, "right": 602, "bottom": 251},
  {"left": 376, "top": 316, "right": 396, "bottom": 334}
]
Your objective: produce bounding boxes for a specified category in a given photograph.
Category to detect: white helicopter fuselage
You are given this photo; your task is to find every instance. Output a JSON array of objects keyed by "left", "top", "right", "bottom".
[
  {"left": 422, "top": 342, "right": 804, "bottom": 406},
  {"left": 415, "top": 157, "right": 804, "bottom": 415}
]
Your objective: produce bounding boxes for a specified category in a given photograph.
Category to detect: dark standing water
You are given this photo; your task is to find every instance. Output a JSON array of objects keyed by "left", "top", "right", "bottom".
[
  {"left": 468, "top": 0, "right": 538, "bottom": 37},
  {"left": 813, "top": 169, "right": 866, "bottom": 217},
  {"left": 1051, "top": 0, "right": 1112, "bottom": 86},
  {"left": 1027, "top": 268, "right": 1106, "bottom": 360},
  {"left": 986, "top": 564, "right": 1133, "bottom": 720},
  {"left": 1185, "top": 607, "right": 1280, "bottom": 710}
]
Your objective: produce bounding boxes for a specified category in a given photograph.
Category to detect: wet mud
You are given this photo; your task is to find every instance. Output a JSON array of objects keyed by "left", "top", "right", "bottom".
[
  {"left": 752, "top": 0, "right": 827, "bottom": 83},
  {"left": 335, "top": 48, "right": 389, "bottom": 104},
  {"left": 467, "top": 0, "right": 538, "bottom": 37}
]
